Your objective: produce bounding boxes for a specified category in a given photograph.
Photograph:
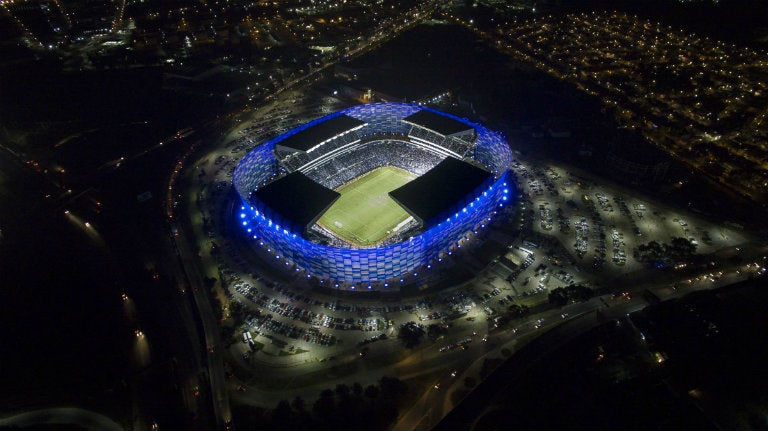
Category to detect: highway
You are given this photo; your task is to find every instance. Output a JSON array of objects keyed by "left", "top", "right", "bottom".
[
  {"left": 221, "top": 289, "right": 648, "bottom": 430},
  {"left": 172, "top": 222, "right": 232, "bottom": 429},
  {"left": 392, "top": 245, "right": 767, "bottom": 431}
]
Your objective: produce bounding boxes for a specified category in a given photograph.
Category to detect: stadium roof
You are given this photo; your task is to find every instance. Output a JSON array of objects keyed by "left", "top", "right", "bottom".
[
  {"left": 403, "top": 110, "right": 474, "bottom": 136},
  {"left": 277, "top": 115, "right": 365, "bottom": 152},
  {"left": 389, "top": 157, "right": 491, "bottom": 226},
  {"left": 252, "top": 172, "right": 340, "bottom": 230}
]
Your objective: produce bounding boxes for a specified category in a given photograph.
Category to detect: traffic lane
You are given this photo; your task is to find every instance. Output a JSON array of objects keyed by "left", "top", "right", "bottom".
[
  {"left": 174, "top": 227, "right": 232, "bottom": 426},
  {"left": 396, "top": 297, "right": 649, "bottom": 431}
]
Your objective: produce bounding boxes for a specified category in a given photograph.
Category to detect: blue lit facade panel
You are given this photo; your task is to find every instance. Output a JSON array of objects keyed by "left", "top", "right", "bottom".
[
  {"left": 474, "top": 126, "right": 512, "bottom": 177},
  {"left": 241, "top": 209, "right": 426, "bottom": 281},
  {"left": 233, "top": 103, "right": 514, "bottom": 284},
  {"left": 233, "top": 140, "right": 278, "bottom": 196},
  {"left": 346, "top": 103, "right": 421, "bottom": 135}
]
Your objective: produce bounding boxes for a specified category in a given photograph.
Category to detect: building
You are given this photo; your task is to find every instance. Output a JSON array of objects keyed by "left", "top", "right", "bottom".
[{"left": 233, "top": 103, "right": 513, "bottom": 286}]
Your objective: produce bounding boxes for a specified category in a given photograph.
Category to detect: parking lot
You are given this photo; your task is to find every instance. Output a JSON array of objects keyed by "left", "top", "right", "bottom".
[{"left": 182, "top": 88, "right": 752, "bottom": 379}]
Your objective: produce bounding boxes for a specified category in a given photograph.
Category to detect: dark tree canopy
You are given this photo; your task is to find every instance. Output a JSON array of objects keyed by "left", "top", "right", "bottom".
[
  {"left": 237, "top": 377, "right": 409, "bottom": 431},
  {"left": 635, "top": 237, "right": 697, "bottom": 266},
  {"left": 549, "top": 284, "right": 593, "bottom": 306},
  {"left": 398, "top": 321, "right": 426, "bottom": 348}
]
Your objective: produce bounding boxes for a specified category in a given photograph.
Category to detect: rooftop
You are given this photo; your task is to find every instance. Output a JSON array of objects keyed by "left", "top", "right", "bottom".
[
  {"left": 389, "top": 157, "right": 491, "bottom": 226},
  {"left": 403, "top": 109, "right": 474, "bottom": 136},
  {"left": 252, "top": 172, "right": 340, "bottom": 230},
  {"left": 277, "top": 114, "right": 365, "bottom": 152}
]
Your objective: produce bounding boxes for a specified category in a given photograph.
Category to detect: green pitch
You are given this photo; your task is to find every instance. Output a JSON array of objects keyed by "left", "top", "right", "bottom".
[{"left": 318, "top": 166, "right": 416, "bottom": 246}]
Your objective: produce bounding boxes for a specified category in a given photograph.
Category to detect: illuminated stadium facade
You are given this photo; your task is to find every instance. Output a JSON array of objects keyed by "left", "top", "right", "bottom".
[{"left": 233, "top": 103, "right": 513, "bottom": 286}]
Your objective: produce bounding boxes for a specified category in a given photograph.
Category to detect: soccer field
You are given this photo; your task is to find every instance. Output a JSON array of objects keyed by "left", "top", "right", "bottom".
[{"left": 317, "top": 166, "right": 416, "bottom": 246}]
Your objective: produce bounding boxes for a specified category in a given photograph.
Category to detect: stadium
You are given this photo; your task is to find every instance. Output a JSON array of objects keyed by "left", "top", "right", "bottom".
[{"left": 233, "top": 102, "right": 513, "bottom": 288}]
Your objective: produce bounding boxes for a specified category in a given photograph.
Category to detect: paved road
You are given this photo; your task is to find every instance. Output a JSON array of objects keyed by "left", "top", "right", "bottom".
[
  {"left": 173, "top": 223, "right": 232, "bottom": 429},
  {"left": 0, "top": 407, "right": 123, "bottom": 431},
  {"left": 392, "top": 247, "right": 767, "bottom": 431},
  {"left": 220, "top": 244, "right": 766, "bottom": 419}
]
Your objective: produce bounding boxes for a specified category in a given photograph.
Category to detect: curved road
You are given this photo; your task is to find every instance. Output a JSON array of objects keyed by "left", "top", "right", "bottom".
[
  {"left": 392, "top": 245, "right": 768, "bottom": 431},
  {"left": 172, "top": 222, "right": 231, "bottom": 429},
  {"left": 0, "top": 407, "right": 123, "bottom": 431}
]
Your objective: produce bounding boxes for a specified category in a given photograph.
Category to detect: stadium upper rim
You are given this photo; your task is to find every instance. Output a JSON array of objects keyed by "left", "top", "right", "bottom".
[{"left": 232, "top": 102, "right": 514, "bottom": 285}]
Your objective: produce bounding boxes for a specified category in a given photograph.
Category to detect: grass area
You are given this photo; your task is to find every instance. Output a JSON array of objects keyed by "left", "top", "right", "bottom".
[
  {"left": 317, "top": 166, "right": 415, "bottom": 246},
  {"left": 281, "top": 360, "right": 362, "bottom": 390},
  {"left": 365, "top": 343, "right": 415, "bottom": 368},
  {"left": 513, "top": 292, "right": 548, "bottom": 308}
]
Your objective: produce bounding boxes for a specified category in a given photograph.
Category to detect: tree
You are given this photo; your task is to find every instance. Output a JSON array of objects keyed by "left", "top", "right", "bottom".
[
  {"left": 211, "top": 296, "right": 224, "bottom": 321},
  {"left": 507, "top": 303, "right": 529, "bottom": 317},
  {"left": 636, "top": 240, "right": 665, "bottom": 263},
  {"left": 230, "top": 300, "right": 247, "bottom": 323},
  {"left": 379, "top": 376, "right": 406, "bottom": 399},
  {"left": 334, "top": 384, "right": 351, "bottom": 402},
  {"left": 265, "top": 377, "right": 408, "bottom": 431},
  {"left": 291, "top": 396, "right": 306, "bottom": 413},
  {"left": 565, "top": 283, "right": 593, "bottom": 302},
  {"left": 548, "top": 287, "right": 568, "bottom": 306},
  {"left": 313, "top": 389, "right": 336, "bottom": 421},
  {"left": 220, "top": 325, "right": 236, "bottom": 345},
  {"left": 204, "top": 276, "right": 217, "bottom": 289},
  {"left": 272, "top": 400, "right": 293, "bottom": 426},
  {"left": 550, "top": 284, "right": 592, "bottom": 306},
  {"left": 375, "top": 403, "right": 400, "bottom": 429},
  {"left": 636, "top": 238, "right": 697, "bottom": 267},
  {"left": 289, "top": 396, "right": 312, "bottom": 430},
  {"left": 364, "top": 384, "right": 380, "bottom": 402},
  {"left": 351, "top": 382, "right": 363, "bottom": 398},
  {"left": 398, "top": 321, "right": 425, "bottom": 348},
  {"left": 669, "top": 237, "right": 696, "bottom": 258},
  {"left": 427, "top": 323, "right": 449, "bottom": 340},
  {"left": 332, "top": 383, "right": 354, "bottom": 427}
]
